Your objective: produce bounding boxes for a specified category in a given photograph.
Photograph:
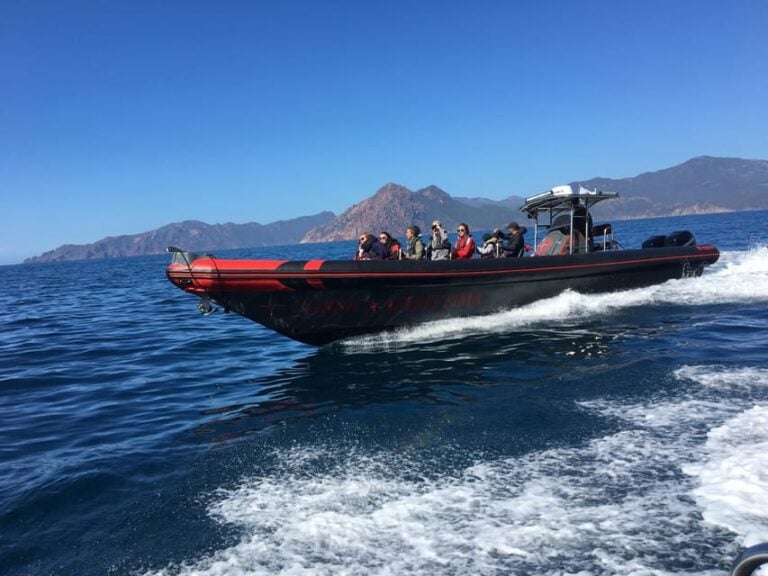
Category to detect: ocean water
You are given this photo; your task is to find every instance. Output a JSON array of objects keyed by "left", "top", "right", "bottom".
[{"left": 2, "top": 210, "right": 768, "bottom": 576}]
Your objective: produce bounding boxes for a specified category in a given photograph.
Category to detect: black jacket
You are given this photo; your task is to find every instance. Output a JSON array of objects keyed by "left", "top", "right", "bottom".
[{"left": 500, "top": 227, "right": 527, "bottom": 257}]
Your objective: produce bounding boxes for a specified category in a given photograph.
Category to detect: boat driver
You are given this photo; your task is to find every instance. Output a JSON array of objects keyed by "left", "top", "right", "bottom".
[{"left": 498, "top": 222, "right": 527, "bottom": 257}]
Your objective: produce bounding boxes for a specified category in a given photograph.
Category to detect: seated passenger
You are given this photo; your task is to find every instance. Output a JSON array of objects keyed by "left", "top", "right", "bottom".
[
  {"left": 355, "top": 233, "right": 387, "bottom": 260},
  {"left": 378, "top": 231, "right": 401, "bottom": 260},
  {"left": 452, "top": 223, "right": 475, "bottom": 259},
  {"left": 403, "top": 225, "right": 425, "bottom": 260},
  {"left": 427, "top": 220, "right": 451, "bottom": 260},
  {"left": 498, "top": 222, "right": 527, "bottom": 257},
  {"left": 478, "top": 231, "right": 502, "bottom": 258}
]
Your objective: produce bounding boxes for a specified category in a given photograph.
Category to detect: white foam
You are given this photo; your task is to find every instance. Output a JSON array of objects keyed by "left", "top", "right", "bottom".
[
  {"left": 670, "top": 365, "right": 768, "bottom": 550},
  {"left": 145, "top": 363, "right": 768, "bottom": 576},
  {"left": 675, "top": 365, "right": 768, "bottom": 390},
  {"left": 147, "top": 435, "right": 723, "bottom": 576},
  {"left": 581, "top": 398, "right": 736, "bottom": 430},
  {"left": 684, "top": 405, "right": 768, "bottom": 549},
  {"left": 344, "top": 247, "right": 768, "bottom": 348}
]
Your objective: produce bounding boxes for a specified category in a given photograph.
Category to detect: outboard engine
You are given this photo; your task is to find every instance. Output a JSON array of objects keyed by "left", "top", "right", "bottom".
[
  {"left": 642, "top": 235, "right": 667, "bottom": 249},
  {"left": 641, "top": 230, "right": 696, "bottom": 249},
  {"left": 665, "top": 230, "right": 696, "bottom": 247}
]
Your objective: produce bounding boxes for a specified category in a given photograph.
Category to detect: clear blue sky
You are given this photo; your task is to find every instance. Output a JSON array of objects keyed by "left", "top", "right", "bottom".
[{"left": 2, "top": 0, "right": 766, "bottom": 264}]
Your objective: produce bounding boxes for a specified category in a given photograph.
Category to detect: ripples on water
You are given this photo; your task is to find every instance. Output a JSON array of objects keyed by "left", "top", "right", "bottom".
[{"left": 1, "top": 212, "right": 768, "bottom": 575}]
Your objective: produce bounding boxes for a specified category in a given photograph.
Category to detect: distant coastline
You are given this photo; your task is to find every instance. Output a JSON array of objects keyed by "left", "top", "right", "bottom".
[{"left": 24, "top": 156, "right": 768, "bottom": 264}]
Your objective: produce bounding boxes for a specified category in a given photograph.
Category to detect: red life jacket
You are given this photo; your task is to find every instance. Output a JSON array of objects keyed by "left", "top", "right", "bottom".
[{"left": 452, "top": 235, "right": 475, "bottom": 259}]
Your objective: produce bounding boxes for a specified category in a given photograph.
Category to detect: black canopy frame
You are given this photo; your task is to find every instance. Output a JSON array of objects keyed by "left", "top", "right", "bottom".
[{"left": 520, "top": 187, "right": 619, "bottom": 254}]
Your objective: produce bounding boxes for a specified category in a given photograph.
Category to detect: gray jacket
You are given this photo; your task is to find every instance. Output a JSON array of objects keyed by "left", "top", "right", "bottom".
[{"left": 429, "top": 226, "right": 451, "bottom": 260}]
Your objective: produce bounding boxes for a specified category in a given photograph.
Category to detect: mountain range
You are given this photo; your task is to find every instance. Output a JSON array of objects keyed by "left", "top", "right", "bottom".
[
  {"left": 448, "top": 156, "right": 768, "bottom": 220},
  {"left": 24, "top": 212, "right": 335, "bottom": 263},
  {"left": 25, "top": 156, "right": 768, "bottom": 263},
  {"left": 300, "top": 183, "right": 525, "bottom": 243},
  {"left": 575, "top": 155, "right": 768, "bottom": 219}
]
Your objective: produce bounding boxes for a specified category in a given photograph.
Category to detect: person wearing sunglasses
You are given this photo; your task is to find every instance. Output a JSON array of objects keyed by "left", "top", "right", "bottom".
[
  {"left": 451, "top": 223, "right": 475, "bottom": 259},
  {"left": 355, "top": 233, "right": 387, "bottom": 260},
  {"left": 378, "top": 231, "right": 402, "bottom": 260}
]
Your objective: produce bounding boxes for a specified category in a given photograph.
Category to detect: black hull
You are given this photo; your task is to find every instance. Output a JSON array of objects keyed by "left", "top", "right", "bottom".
[{"left": 167, "top": 245, "right": 720, "bottom": 345}]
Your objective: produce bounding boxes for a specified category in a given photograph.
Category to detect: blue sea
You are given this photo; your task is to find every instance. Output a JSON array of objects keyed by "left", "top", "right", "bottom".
[{"left": 2, "top": 211, "right": 768, "bottom": 576}]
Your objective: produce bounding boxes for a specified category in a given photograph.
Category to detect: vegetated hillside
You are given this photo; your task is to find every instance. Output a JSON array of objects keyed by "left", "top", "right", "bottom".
[
  {"left": 25, "top": 211, "right": 335, "bottom": 263},
  {"left": 452, "top": 195, "right": 526, "bottom": 210},
  {"left": 575, "top": 156, "right": 768, "bottom": 219}
]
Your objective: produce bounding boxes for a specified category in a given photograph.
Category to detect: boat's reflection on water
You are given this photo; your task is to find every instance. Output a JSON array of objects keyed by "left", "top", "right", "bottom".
[{"left": 192, "top": 323, "right": 628, "bottom": 444}]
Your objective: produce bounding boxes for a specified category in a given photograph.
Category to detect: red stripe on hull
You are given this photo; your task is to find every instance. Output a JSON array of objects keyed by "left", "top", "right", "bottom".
[
  {"left": 303, "top": 260, "right": 326, "bottom": 271},
  {"left": 304, "top": 260, "right": 327, "bottom": 289},
  {"left": 194, "top": 258, "right": 288, "bottom": 271}
]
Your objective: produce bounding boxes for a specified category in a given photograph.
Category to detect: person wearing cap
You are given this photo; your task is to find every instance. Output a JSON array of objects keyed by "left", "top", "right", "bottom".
[
  {"left": 498, "top": 221, "right": 527, "bottom": 257},
  {"left": 403, "top": 225, "right": 425, "bottom": 260},
  {"left": 428, "top": 220, "right": 451, "bottom": 260},
  {"left": 451, "top": 223, "right": 475, "bottom": 259}
]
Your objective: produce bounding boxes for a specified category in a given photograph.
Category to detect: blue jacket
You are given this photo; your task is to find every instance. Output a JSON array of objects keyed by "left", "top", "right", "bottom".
[{"left": 357, "top": 239, "right": 388, "bottom": 260}]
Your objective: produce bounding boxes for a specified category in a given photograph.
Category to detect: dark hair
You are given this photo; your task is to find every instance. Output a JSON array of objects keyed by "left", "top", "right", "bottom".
[
  {"left": 379, "top": 231, "right": 392, "bottom": 242},
  {"left": 458, "top": 222, "right": 470, "bottom": 234},
  {"left": 407, "top": 225, "right": 421, "bottom": 236}
]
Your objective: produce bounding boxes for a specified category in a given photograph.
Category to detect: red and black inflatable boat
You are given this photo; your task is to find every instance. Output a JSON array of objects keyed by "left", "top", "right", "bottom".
[
  {"left": 165, "top": 243, "right": 717, "bottom": 345},
  {"left": 165, "top": 186, "right": 719, "bottom": 345}
]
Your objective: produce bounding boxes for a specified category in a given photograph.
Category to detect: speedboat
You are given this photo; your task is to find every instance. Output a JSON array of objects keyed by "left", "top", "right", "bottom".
[{"left": 166, "top": 185, "right": 719, "bottom": 345}]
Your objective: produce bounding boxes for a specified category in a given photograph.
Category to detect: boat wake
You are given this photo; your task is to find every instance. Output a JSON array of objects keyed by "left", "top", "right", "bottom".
[
  {"left": 343, "top": 246, "right": 768, "bottom": 348},
  {"left": 145, "top": 363, "right": 768, "bottom": 576},
  {"left": 678, "top": 365, "right": 768, "bottom": 549}
]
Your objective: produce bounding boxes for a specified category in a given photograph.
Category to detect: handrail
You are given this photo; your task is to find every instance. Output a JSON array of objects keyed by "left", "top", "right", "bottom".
[{"left": 730, "top": 543, "right": 768, "bottom": 576}]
